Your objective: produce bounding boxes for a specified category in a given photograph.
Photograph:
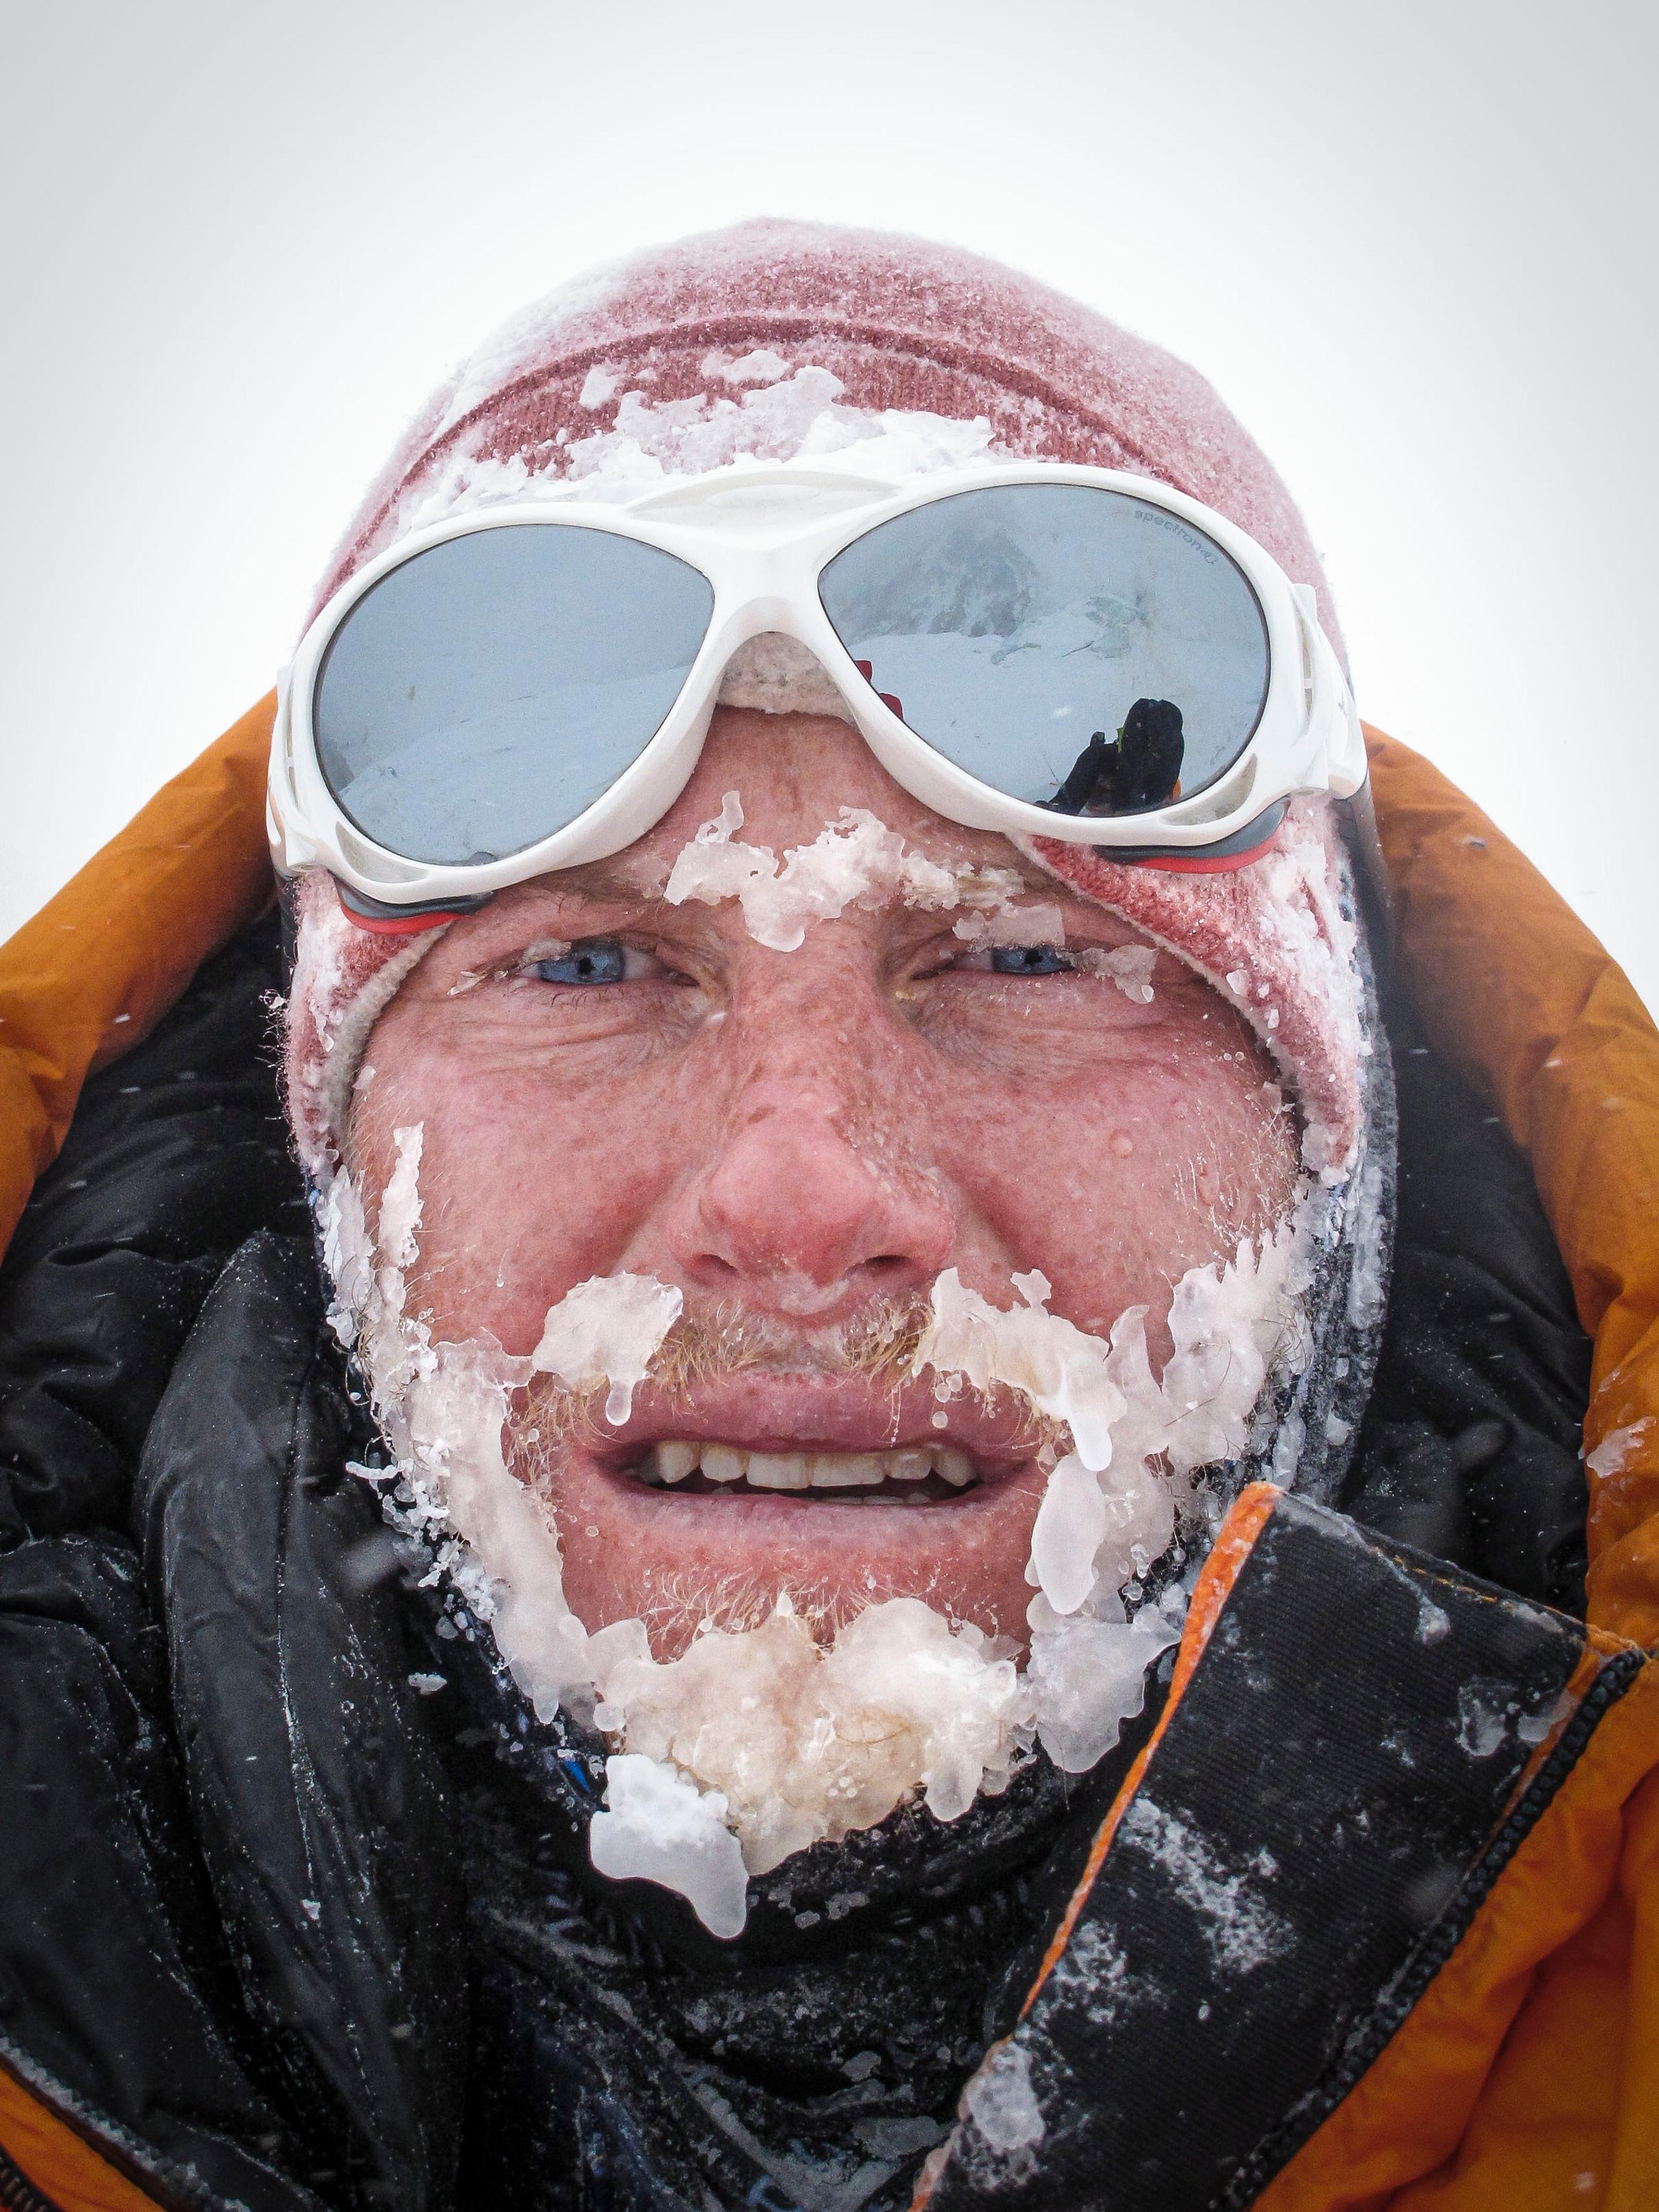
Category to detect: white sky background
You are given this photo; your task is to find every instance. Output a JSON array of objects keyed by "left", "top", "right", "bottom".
[{"left": 2, "top": 0, "right": 1654, "bottom": 1007}]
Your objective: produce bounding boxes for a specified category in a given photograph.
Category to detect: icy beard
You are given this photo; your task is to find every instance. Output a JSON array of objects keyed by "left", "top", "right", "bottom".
[{"left": 319, "top": 1126, "right": 1314, "bottom": 1939}]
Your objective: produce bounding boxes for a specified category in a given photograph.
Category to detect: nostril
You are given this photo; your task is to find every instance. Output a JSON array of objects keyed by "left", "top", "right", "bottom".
[{"left": 865, "top": 1255, "right": 909, "bottom": 1276}]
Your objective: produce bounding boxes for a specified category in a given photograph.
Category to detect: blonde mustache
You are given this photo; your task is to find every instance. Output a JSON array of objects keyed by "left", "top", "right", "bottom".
[{"left": 507, "top": 1288, "right": 1060, "bottom": 1465}]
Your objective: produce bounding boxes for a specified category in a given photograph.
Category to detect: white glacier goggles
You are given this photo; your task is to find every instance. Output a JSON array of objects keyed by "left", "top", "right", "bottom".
[{"left": 268, "top": 459, "right": 1369, "bottom": 931}]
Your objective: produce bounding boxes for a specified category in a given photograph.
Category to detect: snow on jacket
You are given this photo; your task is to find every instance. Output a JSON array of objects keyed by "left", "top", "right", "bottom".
[{"left": 0, "top": 699, "right": 1657, "bottom": 2211}]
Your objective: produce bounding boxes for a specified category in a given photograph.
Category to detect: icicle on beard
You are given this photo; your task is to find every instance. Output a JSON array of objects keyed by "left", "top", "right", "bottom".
[{"left": 328, "top": 1126, "right": 1314, "bottom": 1937}]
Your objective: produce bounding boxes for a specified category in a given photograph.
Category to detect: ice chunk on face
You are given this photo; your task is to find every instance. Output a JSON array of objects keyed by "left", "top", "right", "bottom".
[
  {"left": 379, "top": 1124, "right": 424, "bottom": 1270},
  {"left": 1078, "top": 944, "right": 1158, "bottom": 1003},
  {"left": 911, "top": 1267, "right": 1126, "bottom": 1471},
  {"left": 913, "top": 1205, "right": 1312, "bottom": 1775},
  {"left": 661, "top": 789, "right": 772, "bottom": 913},
  {"left": 1025, "top": 1594, "right": 1178, "bottom": 1771},
  {"left": 324, "top": 1146, "right": 693, "bottom": 1727},
  {"left": 319, "top": 1163, "right": 373, "bottom": 1344},
  {"left": 1028, "top": 1454, "right": 1108, "bottom": 1614},
  {"left": 1157, "top": 1231, "right": 1303, "bottom": 1476},
  {"left": 531, "top": 1273, "right": 684, "bottom": 1425},
  {"left": 664, "top": 793, "right": 1010, "bottom": 953},
  {"left": 589, "top": 1752, "right": 750, "bottom": 1938},
  {"left": 591, "top": 1597, "right": 1032, "bottom": 1891}
]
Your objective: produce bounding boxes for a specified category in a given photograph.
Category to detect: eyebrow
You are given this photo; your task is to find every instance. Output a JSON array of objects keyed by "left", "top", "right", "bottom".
[{"left": 521, "top": 866, "right": 669, "bottom": 909}]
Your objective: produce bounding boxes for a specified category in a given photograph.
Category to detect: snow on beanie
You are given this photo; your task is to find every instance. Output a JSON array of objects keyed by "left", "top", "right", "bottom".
[{"left": 283, "top": 218, "right": 1367, "bottom": 1199}]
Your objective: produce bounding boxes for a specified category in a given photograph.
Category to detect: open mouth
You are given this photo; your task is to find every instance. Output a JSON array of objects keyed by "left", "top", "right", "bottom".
[
  {"left": 629, "top": 1439, "right": 982, "bottom": 1500},
  {"left": 548, "top": 1386, "right": 1050, "bottom": 1647}
]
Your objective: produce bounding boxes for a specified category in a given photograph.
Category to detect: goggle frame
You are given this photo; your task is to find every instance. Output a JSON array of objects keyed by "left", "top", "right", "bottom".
[{"left": 268, "top": 458, "right": 1367, "bottom": 922}]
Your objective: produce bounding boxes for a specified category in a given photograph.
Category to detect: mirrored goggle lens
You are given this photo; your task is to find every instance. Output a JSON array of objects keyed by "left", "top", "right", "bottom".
[
  {"left": 818, "top": 483, "right": 1270, "bottom": 817},
  {"left": 314, "top": 525, "right": 715, "bottom": 866}
]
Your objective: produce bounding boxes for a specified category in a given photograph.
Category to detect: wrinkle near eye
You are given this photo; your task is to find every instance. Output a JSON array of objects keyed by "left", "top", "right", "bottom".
[{"left": 892, "top": 928, "right": 1185, "bottom": 1079}]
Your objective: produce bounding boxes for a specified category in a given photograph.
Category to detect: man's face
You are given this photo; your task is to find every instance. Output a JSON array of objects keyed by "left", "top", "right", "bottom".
[{"left": 351, "top": 707, "right": 1298, "bottom": 1655}]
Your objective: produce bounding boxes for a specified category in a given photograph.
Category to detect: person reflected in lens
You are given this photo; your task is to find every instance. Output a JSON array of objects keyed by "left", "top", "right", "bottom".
[{"left": 1044, "top": 695, "right": 1185, "bottom": 815}]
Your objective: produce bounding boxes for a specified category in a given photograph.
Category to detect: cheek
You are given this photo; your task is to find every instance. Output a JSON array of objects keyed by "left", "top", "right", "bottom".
[
  {"left": 347, "top": 1010, "right": 707, "bottom": 1355},
  {"left": 909, "top": 1013, "right": 1299, "bottom": 1338}
]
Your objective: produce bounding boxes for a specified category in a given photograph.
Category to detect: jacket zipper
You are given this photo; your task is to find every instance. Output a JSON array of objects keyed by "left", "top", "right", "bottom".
[
  {"left": 0, "top": 2141, "right": 61, "bottom": 2212},
  {"left": 1217, "top": 1646, "right": 1649, "bottom": 2209}
]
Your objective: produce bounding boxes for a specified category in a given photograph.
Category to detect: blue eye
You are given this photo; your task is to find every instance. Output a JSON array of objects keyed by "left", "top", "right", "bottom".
[
  {"left": 990, "top": 945, "right": 1074, "bottom": 975},
  {"left": 532, "top": 937, "right": 627, "bottom": 985}
]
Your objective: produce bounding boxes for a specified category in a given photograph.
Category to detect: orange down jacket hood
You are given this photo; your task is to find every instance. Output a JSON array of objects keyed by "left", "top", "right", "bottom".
[{"left": 1, "top": 703, "right": 1657, "bottom": 2211}]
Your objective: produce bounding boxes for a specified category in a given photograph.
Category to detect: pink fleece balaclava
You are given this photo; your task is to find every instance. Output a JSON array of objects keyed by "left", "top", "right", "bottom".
[{"left": 284, "top": 218, "right": 1367, "bottom": 1194}]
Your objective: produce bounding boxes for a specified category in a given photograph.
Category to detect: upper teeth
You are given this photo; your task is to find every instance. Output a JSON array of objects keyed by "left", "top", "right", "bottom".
[{"left": 638, "top": 1442, "right": 977, "bottom": 1490}]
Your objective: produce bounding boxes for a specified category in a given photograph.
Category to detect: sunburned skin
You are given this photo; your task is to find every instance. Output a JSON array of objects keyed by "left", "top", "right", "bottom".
[{"left": 349, "top": 706, "right": 1301, "bottom": 1659}]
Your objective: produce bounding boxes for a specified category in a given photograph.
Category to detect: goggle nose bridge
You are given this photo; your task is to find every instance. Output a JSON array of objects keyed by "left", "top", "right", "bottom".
[{"left": 625, "top": 466, "right": 907, "bottom": 536}]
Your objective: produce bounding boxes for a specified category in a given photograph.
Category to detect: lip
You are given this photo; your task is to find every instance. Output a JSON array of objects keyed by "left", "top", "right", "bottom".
[
  {"left": 581, "top": 1371, "right": 1045, "bottom": 1489},
  {"left": 529, "top": 1369, "right": 1053, "bottom": 1649}
]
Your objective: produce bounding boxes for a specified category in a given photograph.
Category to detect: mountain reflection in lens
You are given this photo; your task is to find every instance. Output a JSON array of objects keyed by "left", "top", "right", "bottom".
[
  {"left": 316, "top": 526, "right": 714, "bottom": 866},
  {"left": 820, "top": 484, "right": 1268, "bottom": 813}
]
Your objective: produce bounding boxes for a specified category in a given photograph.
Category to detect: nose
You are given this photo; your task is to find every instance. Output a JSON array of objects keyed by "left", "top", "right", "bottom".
[{"left": 668, "top": 1075, "right": 954, "bottom": 1315}]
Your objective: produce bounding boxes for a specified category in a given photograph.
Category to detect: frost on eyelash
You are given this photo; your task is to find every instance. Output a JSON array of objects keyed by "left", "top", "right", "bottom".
[
  {"left": 1077, "top": 944, "right": 1159, "bottom": 1003},
  {"left": 950, "top": 906, "right": 1067, "bottom": 951},
  {"left": 662, "top": 791, "right": 1023, "bottom": 952},
  {"left": 327, "top": 1130, "right": 1311, "bottom": 1937},
  {"left": 448, "top": 939, "right": 575, "bottom": 997},
  {"left": 947, "top": 915, "right": 1162, "bottom": 998}
]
